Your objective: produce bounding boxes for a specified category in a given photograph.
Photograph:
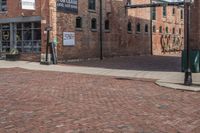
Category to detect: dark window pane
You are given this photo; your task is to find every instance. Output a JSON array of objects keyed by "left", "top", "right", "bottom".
[
  {"left": 23, "top": 30, "right": 32, "bottom": 40},
  {"left": 88, "top": 0, "right": 95, "bottom": 10},
  {"left": 23, "top": 23, "right": 32, "bottom": 30},
  {"left": 105, "top": 20, "right": 110, "bottom": 30},
  {"left": 34, "top": 22, "right": 41, "bottom": 29},
  {"left": 33, "top": 29, "right": 41, "bottom": 40},
  {"left": 76, "top": 17, "right": 82, "bottom": 28},
  {"left": 91, "top": 18, "right": 97, "bottom": 29}
]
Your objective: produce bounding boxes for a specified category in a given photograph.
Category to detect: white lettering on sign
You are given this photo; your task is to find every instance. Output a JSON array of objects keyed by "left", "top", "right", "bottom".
[
  {"left": 22, "top": 0, "right": 35, "bottom": 10},
  {"left": 63, "top": 32, "right": 75, "bottom": 46}
]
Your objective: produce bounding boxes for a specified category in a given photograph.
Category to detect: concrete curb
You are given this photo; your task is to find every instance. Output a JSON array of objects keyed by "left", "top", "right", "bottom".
[{"left": 155, "top": 80, "right": 200, "bottom": 92}]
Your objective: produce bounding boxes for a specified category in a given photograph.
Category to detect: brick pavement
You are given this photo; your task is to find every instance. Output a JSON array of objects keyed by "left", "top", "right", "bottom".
[{"left": 0, "top": 68, "right": 200, "bottom": 133}]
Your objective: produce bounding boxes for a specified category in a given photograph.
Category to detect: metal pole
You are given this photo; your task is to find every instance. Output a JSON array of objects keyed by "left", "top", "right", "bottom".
[
  {"left": 99, "top": 0, "right": 103, "bottom": 60},
  {"left": 46, "top": 29, "right": 50, "bottom": 62},
  {"left": 184, "top": 2, "right": 192, "bottom": 86},
  {"left": 150, "top": 0, "right": 153, "bottom": 55}
]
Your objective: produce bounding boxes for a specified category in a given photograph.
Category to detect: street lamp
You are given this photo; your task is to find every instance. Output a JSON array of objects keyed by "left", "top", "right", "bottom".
[{"left": 184, "top": 0, "right": 194, "bottom": 86}]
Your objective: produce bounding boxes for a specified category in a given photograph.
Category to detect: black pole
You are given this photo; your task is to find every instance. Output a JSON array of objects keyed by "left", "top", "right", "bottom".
[
  {"left": 99, "top": 0, "right": 103, "bottom": 60},
  {"left": 46, "top": 29, "right": 50, "bottom": 62},
  {"left": 150, "top": 0, "right": 153, "bottom": 55},
  {"left": 184, "top": 2, "right": 192, "bottom": 86}
]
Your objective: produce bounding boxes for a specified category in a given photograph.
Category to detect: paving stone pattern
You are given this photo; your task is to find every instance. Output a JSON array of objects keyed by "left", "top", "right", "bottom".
[{"left": 0, "top": 68, "right": 199, "bottom": 133}]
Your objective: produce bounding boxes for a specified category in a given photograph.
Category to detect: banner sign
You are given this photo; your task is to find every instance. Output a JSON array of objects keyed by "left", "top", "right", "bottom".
[
  {"left": 21, "top": 0, "right": 35, "bottom": 10},
  {"left": 63, "top": 32, "right": 75, "bottom": 46},
  {"left": 57, "top": 0, "right": 78, "bottom": 13}
]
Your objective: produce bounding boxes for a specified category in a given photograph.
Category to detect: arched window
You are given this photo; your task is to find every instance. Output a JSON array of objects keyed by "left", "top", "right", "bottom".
[
  {"left": 91, "top": 18, "right": 97, "bottom": 30},
  {"left": 172, "top": 27, "right": 175, "bottom": 34},
  {"left": 166, "top": 27, "right": 169, "bottom": 33},
  {"left": 105, "top": 19, "right": 110, "bottom": 30},
  {"left": 180, "top": 10, "right": 183, "bottom": 19},
  {"left": 153, "top": 25, "right": 156, "bottom": 33},
  {"left": 145, "top": 24, "right": 148, "bottom": 33},
  {"left": 76, "top": 17, "right": 82, "bottom": 28},
  {"left": 159, "top": 26, "right": 162, "bottom": 33},
  {"left": 172, "top": 8, "right": 175, "bottom": 15},
  {"left": 127, "top": 21, "right": 132, "bottom": 32},
  {"left": 179, "top": 28, "right": 182, "bottom": 35},
  {"left": 136, "top": 23, "right": 141, "bottom": 32}
]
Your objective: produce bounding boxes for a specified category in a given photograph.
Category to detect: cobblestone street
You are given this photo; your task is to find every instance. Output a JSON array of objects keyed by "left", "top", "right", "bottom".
[{"left": 0, "top": 68, "right": 199, "bottom": 133}]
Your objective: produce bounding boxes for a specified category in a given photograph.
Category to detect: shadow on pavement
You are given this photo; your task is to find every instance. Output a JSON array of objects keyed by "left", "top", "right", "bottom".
[{"left": 65, "top": 55, "right": 182, "bottom": 72}]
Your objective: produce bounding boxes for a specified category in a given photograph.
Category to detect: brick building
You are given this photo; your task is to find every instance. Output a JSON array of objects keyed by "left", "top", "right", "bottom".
[
  {"left": 190, "top": 0, "right": 200, "bottom": 50},
  {"left": 0, "top": 0, "right": 185, "bottom": 62},
  {"left": 152, "top": 0, "right": 184, "bottom": 55},
  {"left": 0, "top": 0, "right": 153, "bottom": 62}
]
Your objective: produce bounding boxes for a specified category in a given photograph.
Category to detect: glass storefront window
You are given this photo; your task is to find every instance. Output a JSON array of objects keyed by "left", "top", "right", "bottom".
[{"left": 0, "top": 22, "right": 41, "bottom": 54}]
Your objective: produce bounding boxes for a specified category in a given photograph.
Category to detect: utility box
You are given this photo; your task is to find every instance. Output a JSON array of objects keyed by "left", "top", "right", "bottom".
[{"left": 181, "top": 50, "right": 200, "bottom": 73}]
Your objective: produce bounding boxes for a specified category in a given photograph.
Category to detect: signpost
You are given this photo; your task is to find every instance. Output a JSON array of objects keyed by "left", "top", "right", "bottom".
[{"left": 56, "top": 0, "right": 78, "bottom": 13}]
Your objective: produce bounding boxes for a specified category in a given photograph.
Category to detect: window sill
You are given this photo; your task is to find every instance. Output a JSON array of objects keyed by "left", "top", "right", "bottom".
[
  {"left": 0, "top": 11, "right": 7, "bottom": 14},
  {"left": 88, "top": 9, "right": 96, "bottom": 13},
  {"left": 127, "top": 31, "right": 132, "bottom": 34},
  {"left": 91, "top": 29, "right": 97, "bottom": 32},
  {"left": 104, "top": 30, "right": 111, "bottom": 33},
  {"left": 75, "top": 28, "right": 83, "bottom": 31}
]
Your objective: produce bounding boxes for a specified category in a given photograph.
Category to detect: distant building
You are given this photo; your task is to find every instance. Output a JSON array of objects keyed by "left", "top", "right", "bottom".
[
  {"left": 0, "top": 0, "right": 184, "bottom": 62},
  {"left": 152, "top": 0, "right": 184, "bottom": 55}
]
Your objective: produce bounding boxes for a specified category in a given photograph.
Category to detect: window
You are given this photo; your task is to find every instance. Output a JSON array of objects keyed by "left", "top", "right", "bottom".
[
  {"left": 152, "top": 7, "right": 156, "bottom": 20},
  {"left": 180, "top": 9, "right": 183, "bottom": 20},
  {"left": 16, "top": 22, "right": 41, "bottom": 53},
  {"left": 91, "top": 18, "right": 97, "bottom": 30},
  {"left": 145, "top": 24, "right": 148, "bottom": 33},
  {"left": 166, "top": 27, "right": 169, "bottom": 33},
  {"left": 76, "top": 17, "right": 82, "bottom": 28},
  {"left": 159, "top": 26, "right": 162, "bottom": 33},
  {"left": 88, "top": 0, "right": 95, "bottom": 10},
  {"left": 163, "top": 6, "right": 167, "bottom": 17},
  {"left": 0, "top": 0, "right": 7, "bottom": 11},
  {"left": 172, "top": 8, "right": 175, "bottom": 15},
  {"left": 172, "top": 27, "right": 175, "bottom": 34},
  {"left": 127, "top": 0, "right": 131, "bottom": 5},
  {"left": 153, "top": 25, "right": 156, "bottom": 33},
  {"left": 179, "top": 28, "right": 182, "bottom": 35},
  {"left": 127, "top": 22, "right": 132, "bottom": 32},
  {"left": 105, "top": 20, "right": 110, "bottom": 30},
  {"left": 136, "top": 23, "right": 141, "bottom": 32}
]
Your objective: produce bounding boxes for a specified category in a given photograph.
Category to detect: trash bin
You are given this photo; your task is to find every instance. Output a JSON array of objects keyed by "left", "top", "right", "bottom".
[{"left": 181, "top": 50, "right": 200, "bottom": 73}]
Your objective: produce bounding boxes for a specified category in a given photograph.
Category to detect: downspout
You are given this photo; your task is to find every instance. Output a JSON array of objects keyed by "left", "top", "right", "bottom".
[
  {"left": 100, "top": 0, "right": 103, "bottom": 60},
  {"left": 150, "top": 0, "right": 153, "bottom": 55}
]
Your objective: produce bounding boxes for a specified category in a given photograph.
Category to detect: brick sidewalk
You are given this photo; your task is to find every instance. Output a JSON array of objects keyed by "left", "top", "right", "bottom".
[{"left": 0, "top": 68, "right": 199, "bottom": 133}]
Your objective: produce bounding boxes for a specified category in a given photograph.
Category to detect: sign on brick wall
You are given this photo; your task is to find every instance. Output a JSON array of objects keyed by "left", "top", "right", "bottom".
[
  {"left": 57, "top": 0, "right": 78, "bottom": 13},
  {"left": 21, "top": 0, "right": 35, "bottom": 10},
  {"left": 63, "top": 32, "right": 75, "bottom": 46}
]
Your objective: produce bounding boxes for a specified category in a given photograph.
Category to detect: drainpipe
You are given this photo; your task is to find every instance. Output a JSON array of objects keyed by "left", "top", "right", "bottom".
[
  {"left": 100, "top": 0, "right": 103, "bottom": 60},
  {"left": 150, "top": 0, "right": 153, "bottom": 55}
]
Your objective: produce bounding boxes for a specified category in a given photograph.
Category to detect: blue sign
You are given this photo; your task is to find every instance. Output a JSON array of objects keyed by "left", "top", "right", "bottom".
[{"left": 57, "top": 0, "right": 78, "bottom": 13}]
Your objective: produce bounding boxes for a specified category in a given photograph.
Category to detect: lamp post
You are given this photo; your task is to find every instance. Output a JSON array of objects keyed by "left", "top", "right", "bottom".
[{"left": 184, "top": 0, "right": 194, "bottom": 86}]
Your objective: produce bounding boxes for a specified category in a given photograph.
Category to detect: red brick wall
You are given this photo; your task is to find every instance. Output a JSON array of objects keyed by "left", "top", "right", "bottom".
[
  {"left": 190, "top": 0, "right": 200, "bottom": 50},
  {"left": 152, "top": 6, "right": 184, "bottom": 55}
]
